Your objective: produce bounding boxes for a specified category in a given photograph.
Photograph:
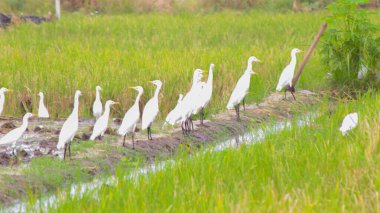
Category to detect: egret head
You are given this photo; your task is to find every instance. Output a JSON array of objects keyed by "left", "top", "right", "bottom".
[
  {"left": 131, "top": 86, "right": 144, "bottom": 94},
  {"left": 38, "top": 92, "right": 44, "bottom": 97},
  {"left": 23, "top": 112, "right": 34, "bottom": 120},
  {"left": 96, "top": 86, "right": 102, "bottom": 91},
  {"left": 0, "top": 87, "right": 10, "bottom": 93},
  {"left": 248, "top": 56, "right": 261, "bottom": 64},
  {"left": 209, "top": 63, "right": 215, "bottom": 71},
  {"left": 150, "top": 80, "right": 162, "bottom": 88},
  {"left": 291, "top": 48, "right": 302, "bottom": 55},
  {"left": 75, "top": 90, "right": 82, "bottom": 97},
  {"left": 105, "top": 100, "right": 119, "bottom": 107}
]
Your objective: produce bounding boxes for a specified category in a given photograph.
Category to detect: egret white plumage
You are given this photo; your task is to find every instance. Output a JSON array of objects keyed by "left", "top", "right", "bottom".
[
  {"left": 199, "top": 63, "right": 214, "bottom": 125},
  {"left": 92, "top": 86, "right": 102, "bottom": 120},
  {"left": 165, "top": 93, "right": 183, "bottom": 126},
  {"left": 0, "top": 112, "right": 33, "bottom": 155},
  {"left": 340, "top": 112, "right": 358, "bottom": 136},
  {"left": 38, "top": 92, "right": 49, "bottom": 118},
  {"left": 90, "top": 100, "right": 119, "bottom": 141},
  {"left": 276, "top": 48, "right": 302, "bottom": 100},
  {"left": 57, "top": 90, "right": 81, "bottom": 160},
  {"left": 227, "top": 56, "right": 260, "bottom": 121},
  {"left": 142, "top": 80, "right": 162, "bottom": 140},
  {"left": 118, "top": 86, "right": 143, "bottom": 148},
  {"left": 179, "top": 69, "right": 204, "bottom": 134},
  {"left": 0, "top": 87, "right": 11, "bottom": 116}
]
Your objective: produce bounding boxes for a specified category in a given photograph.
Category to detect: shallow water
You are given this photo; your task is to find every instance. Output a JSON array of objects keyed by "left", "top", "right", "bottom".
[{"left": 5, "top": 113, "right": 317, "bottom": 212}]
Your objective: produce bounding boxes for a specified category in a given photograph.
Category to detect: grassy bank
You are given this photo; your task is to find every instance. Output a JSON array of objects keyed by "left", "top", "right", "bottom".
[
  {"left": 0, "top": 11, "right": 328, "bottom": 118},
  {"left": 43, "top": 92, "right": 379, "bottom": 212}
]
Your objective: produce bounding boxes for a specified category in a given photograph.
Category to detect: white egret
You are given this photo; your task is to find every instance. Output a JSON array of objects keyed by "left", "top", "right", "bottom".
[
  {"left": 0, "top": 87, "right": 11, "bottom": 116},
  {"left": 357, "top": 64, "right": 368, "bottom": 80},
  {"left": 38, "top": 92, "right": 49, "bottom": 118},
  {"left": 92, "top": 86, "right": 102, "bottom": 120},
  {"left": 142, "top": 80, "right": 162, "bottom": 140},
  {"left": 57, "top": 90, "right": 81, "bottom": 160},
  {"left": 0, "top": 112, "right": 33, "bottom": 155},
  {"left": 276, "top": 48, "right": 302, "bottom": 100},
  {"left": 118, "top": 86, "right": 143, "bottom": 148},
  {"left": 227, "top": 56, "right": 260, "bottom": 121},
  {"left": 165, "top": 93, "right": 183, "bottom": 126},
  {"left": 340, "top": 112, "right": 358, "bottom": 136},
  {"left": 199, "top": 63, "right": 214, "bottom": 125},
  {"left": 179, "top": 69, "right": 204, "bottom": 134},
  {"left": 90, "top": 100, "right": 119, "bottom": 141}
]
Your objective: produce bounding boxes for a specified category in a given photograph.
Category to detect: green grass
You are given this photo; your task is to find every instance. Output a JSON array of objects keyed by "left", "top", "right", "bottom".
[
  {"left": 0, "top": 11, "right": 331, "bottom": 119},
  {"left": 39, "top": 92, "right": 379, "bottom": 212}
]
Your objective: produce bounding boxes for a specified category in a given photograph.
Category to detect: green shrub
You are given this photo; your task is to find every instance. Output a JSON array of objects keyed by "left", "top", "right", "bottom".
[{"left": 321, "top": 0, "right": 380, "bottom": 93}]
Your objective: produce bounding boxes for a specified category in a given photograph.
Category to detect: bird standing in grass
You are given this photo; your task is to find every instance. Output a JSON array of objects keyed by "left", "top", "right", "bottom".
[
  {"left": 90, "top": 100, "right": 118, "bottom": 141},
  {"left": 118, "top": 86, "right": 143, "bottom": 148},
  {"left": 227, "top": 56, "right": 260, "bottom": 121},
  {"left": 0, "top": 112, "right": 33, "bottom": 155},
  {"left": 92, "top": 86, "right": 102, "bottom": 120},
  {"left": 38, "top": 92, "right": 49, "bottom": 118},
  {"left": 340, "top": 112, "right": 358, "bottom": 136},
  {"left": 179, "top": 69, "right": 204, "bottom": 134},
  {"left": 142, "top": 80, "right": 162, "bottom": 140},
  {"left": 276, "top": 48, "right": 302, "bottom": 100},
  {"left": 0, "top": 87, "right": 11, "bottom": 116},
  {"left": 57, "top": 90, "right": 81, "bottom": 160},
  {"left": 199, "top": 63, "right": 214, "bottom": 126}
]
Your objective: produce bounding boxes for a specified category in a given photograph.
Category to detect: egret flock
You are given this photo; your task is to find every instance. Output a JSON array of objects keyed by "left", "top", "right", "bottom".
[{"left": 0, "top": 48, "right": 359, "bottom": 160}]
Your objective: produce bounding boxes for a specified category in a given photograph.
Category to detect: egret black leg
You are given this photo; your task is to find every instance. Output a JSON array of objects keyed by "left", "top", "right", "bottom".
[
  {"left": 132, "top": 133, "right": 135, "bottom": 149},
  {"left": 242, "top": 98, "right": 246, "bottom": 111},
  {"left": 181, "top": 122, "right": 186, "bottom": 135},
  {"left": 148, "top": 126, "right": 152, "bottom": 140},
  {"left": 291, "top": 91, "right": 296, "bottom": 101},
  {"left": 63, "top": 144, "right": 67, "bottom": 160},
  {"left": 189, "top": 117, "right": 194, "bottom": 131},
  {"left": 284, "top": 89, "right": 287, "bottom": 100},
  {"left": 235, "top": 104, "right": 241, "bottom": 121},
  {"left": 123, "top": 135, "right": 126, "bottom": 147},
  {"left": 68, "top": 142, "right": 71, "bottom": 158}
]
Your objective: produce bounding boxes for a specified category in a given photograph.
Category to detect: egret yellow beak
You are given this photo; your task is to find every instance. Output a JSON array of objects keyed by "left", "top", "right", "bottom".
[
  {"left": 7, "top": 89, "right": 13, "bottom": 92},
  {"left": 113, "top": 102, "right": 120, "bottom": 105}
]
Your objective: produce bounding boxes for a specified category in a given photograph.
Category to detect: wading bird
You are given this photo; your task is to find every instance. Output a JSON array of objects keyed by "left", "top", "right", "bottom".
[
  {"left": 0, "top": 87, "right": 11, "bottom": 116},
  {"left": 165, "top": 94, "right": 183, "bottom": 126},
  {"left": 199, "top": 63, "right": 214, "bottom": 125},
  {"left": 179, "top": 69, "right": 204, "bottom": 134},
  {"left": 92, "top": 86, "right": 102, "bottom": 120},
  {"left": 57, "top": 90, "right": 81, "bottom": 160},
  {"left": 227, "top": 56, "right": 260, "bottom": 121},
  {"left": 38, "top": 92, "right": 49, "bottom": 118},
  {"left": 90, "top": 100, "right": 118, "bottom": 140},
  {"left": 340, "top": 112, "right": 358, "bottom": 136},
  {"left": 0, "top": 112, "right": 33, "bottom": 155},
  {"left": 276, "top": 48, "right": 302, "bottom": 100},
  {"left": 142, "top": 80, "right": 162, "bottom": 140},
  {"left": 118, "top": 86, "right": 143, "bottom": 148}
]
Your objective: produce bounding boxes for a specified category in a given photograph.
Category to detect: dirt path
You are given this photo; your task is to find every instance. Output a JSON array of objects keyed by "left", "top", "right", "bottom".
[{"left": 0, "top": 90, "right": 320, "bottom": 206}]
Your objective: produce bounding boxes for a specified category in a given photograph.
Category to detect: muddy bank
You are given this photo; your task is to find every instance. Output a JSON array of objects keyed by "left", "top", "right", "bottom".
[{"left": 0, "top": 90, "right": 320, "bottom": 206}]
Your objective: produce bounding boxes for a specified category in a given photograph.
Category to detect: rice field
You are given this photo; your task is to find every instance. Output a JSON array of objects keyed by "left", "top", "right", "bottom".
[
  {"left": 29, "top": 92, "right": 379, "bottom": 212},
  {"left": 0, "top": 11, "right": 327, "bottom": 119}
]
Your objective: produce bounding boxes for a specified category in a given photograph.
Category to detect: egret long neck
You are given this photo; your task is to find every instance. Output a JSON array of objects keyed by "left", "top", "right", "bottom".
[
  {"left": 39, "top": 95, "right": 44, "bottom": 106},
  {"left": 73, "top": 95, "right": 80, "bottom": 115},
  {"left": 95, "top": 90, "right": 100, "bottom": 101},
  {"left": 245, "top": 61, "right": 253, "bottom": 74},
  {"left": 207, "top": 69, "right": 213, "bottom": 85},
  {"left": 290, "top": 52, "right": 297, "bottom": 67},
  {"left": 21, "top": 116, "right": 29, "bottom": 130},
  {"left": 103, "top": 104, "right": 111, "bottom": 118},
  {"left": 134, "top": 92, "right": 142, "bottom": 107},
  {"left": 153, "top": 86, "right": 161, "bottom": 98}
]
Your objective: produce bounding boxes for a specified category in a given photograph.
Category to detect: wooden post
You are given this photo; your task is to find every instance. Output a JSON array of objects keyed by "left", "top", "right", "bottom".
[
  {"left": 292, "top": 23, "right": 327, "bottom": 87},
  {"left": 55, "top": 0, "right": 61, "bottom": 19}
]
